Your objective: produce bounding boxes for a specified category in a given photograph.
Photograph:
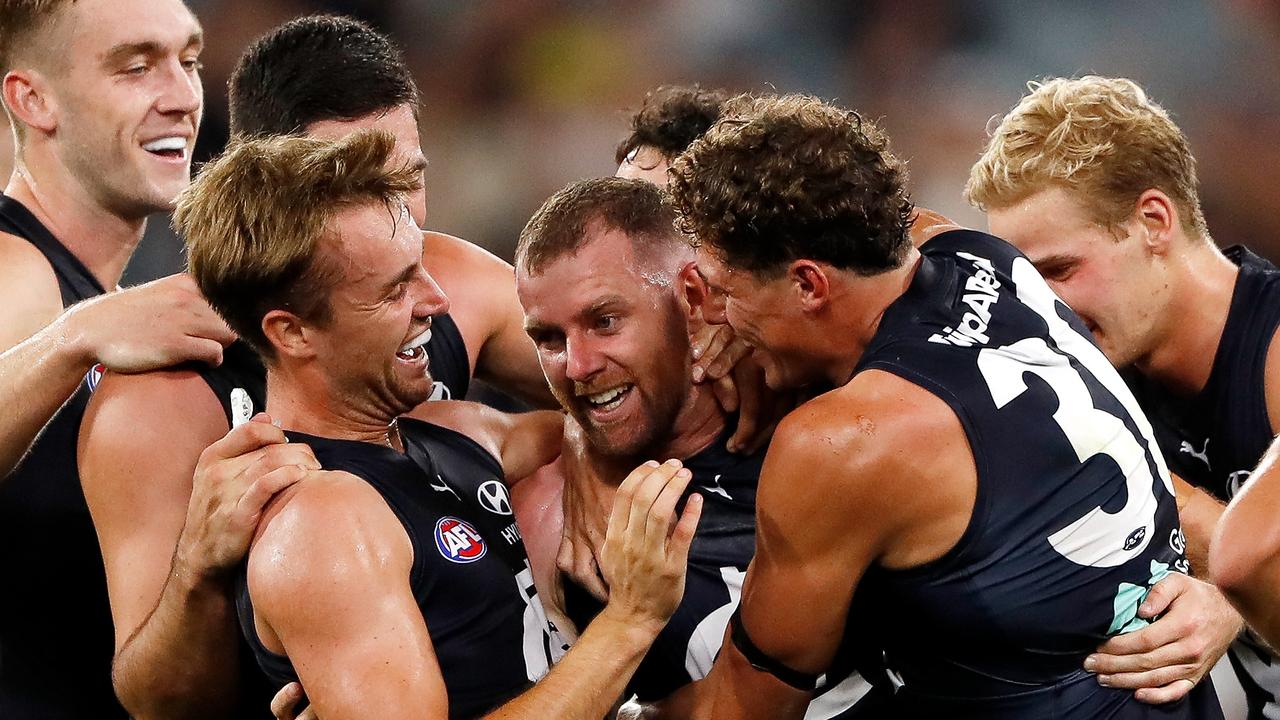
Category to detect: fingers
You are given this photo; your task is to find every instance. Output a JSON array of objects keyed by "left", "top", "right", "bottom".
[
  {"left": 199, "top": 420, "right": 289, "bottom": 465},
  {"left": 1097, "top": 663, "right": 1198, "bottom": 692},
  {"left": 728, "top": 365, "right": 761, "bottom": 453},
  {"left": 270, "top": 682, "right": 304, "bottom": 720},
  {"left": 556, "top": 534, "right": 608, "bottom": 601},
  {"left": 1137, "top": 573, "right": 1188, "bottom": 618},
  {"left": 691, "top": 326, "right": 733, "bottom": 383},
  {"left": 668, "top": 493, "right": 703, "bottom": 565},
  {"left": 236, "top": 464, "right": 311, "bottom": 518},
  {"left": 608, "top": 461, "right": 660, "bottom": 539},
  {"left": 1134, "top": 678, "right": 1198, "bottom": 705},
  {"left": 624, "top": 460, "right": 685, "bottom": 539},
  {"left": 701, "top": 336, "right": 752, "bottom": 382},
  {"left": 1092, "top": 616, "right": 1183, "bottom": 659},
  {"left": 643, "top": 465, "right": 694, "bottom": 545},
  {"left": 711, "top": 374, "right": 740, "bottom": 414}
]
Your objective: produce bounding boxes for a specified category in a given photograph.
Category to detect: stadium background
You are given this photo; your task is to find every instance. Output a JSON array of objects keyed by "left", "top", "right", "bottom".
[
  {"left": 0, "top": 0, "right": 1274, "bottom": 282},
  {"left": 1, "top": 1, "right": 1273, "bottom": 713}
]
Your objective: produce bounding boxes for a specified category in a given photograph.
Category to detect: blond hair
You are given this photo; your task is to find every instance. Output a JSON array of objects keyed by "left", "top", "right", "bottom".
[
  {"left": 966, "top": 76, "right": 1207, "bottom": 238},
  {"left": 176, "top": 130, "right": 421, "bottom": 360}
]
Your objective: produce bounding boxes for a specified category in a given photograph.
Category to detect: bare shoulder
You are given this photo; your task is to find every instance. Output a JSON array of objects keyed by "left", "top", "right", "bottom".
[
  {"left": 248, "top": 471, "right": 410, "bottom": 601},
  {"left": 0, "top": 230, "right": 62, "bottom": 348},
  {"left": 422, "top": 231, "right": 514, "bottom": 290},
  {"left": 761, "top": 369, "right": 972, "bottom": 545}
]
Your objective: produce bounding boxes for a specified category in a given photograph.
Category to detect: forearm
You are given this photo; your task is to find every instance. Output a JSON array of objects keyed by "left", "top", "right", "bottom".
[
  {"left": 483, "top": 608, "right": 658, "bottom": 720},
  {"left": 0, "top": 318, "right": 93, "bottom": 476},
  {"left": 1223, "top": 555, "right": 1280, "bottom": 650},
  {"left": 114, "top": 557, "right": 242, "bottom": 720},
  {"left": 1173, "top": 474, "right": 1224, "bottom": 576}
]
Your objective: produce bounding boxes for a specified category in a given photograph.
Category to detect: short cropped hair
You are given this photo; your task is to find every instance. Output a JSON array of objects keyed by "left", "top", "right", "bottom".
[
  {"left": 229, "top": 14, "right": 419, "bottom": 137},
  {"left": 669, "top": 93, "right": 913, "bottom": 277},
  {"left": 0, "top": 0, "right": 71, "bottom": 72},
  {"left": 615, "top": 85, "right": 729, "bottom": 165},
  {"left": 516, "top": 177, "right": 681, "bottom": 277},
  {"left": 966, "top": 76, "right": 1208, "bottom": 238},
  {"left": 176, "top": 131, "right": 422, "bottom": 360}
]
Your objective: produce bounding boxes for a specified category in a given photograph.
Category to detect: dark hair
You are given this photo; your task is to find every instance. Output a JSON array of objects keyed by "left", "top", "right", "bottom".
[
  {"left": 229, "top": 14, "right": 419, "bottom": 136},
  {"left": 516, "top": 177, "right": 681, "bottom": 276},
  {"left": 615, "top": 85, "right": 730, "bottom": 165},
  {"left": 669, "top": 93, "right": 913, "bottom": 277}
]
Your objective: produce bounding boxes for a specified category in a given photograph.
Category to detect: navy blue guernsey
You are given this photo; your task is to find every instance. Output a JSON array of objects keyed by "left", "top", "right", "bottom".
[
  {"left": 0, "top": 195, "right": 127, "bottom": 719},
  {"left": 1127, "top": 245, "right": 1280, "bottom": 719},
  {"left": 236, "top": 418, "right": 566, "bottom": 720},
  {"left": 854, "top": 230, "right": 1220, "bottom": 719},
  {"left": 562, "top": 423, "right": 887, "bottom": 717}
]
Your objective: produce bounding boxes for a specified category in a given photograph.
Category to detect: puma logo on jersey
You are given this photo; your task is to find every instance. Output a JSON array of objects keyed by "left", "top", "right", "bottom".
[
  {"left": 430, "top": 474, "right": 462, "bottom": 500},
  {"left": 929, "top": 252, "right": 1001, "bottom": 348},
  {"left": 1178, "top": 439, "right": 1211, "bottom": 469},
  {"left": 429, "top": 381, "right": 452, "bottom": 401},
  {"left": 434, "top": 517, "right": 487, "bottom": 563},
  {"left": 701, "top": 474, "right": 732, "bottom": 500}
]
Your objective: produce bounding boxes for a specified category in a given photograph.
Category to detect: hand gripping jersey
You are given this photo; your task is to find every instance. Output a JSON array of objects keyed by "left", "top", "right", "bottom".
[
  {"left": 235, "top": 418, "right": 567, "bottom": 720},
  {"left": 563, "top": 423, "right": 888, "bottom": 717},
  {"left": 1127, "top": 245, "right": 1280, "bottom": 719},
  {"left": 854, "top": 230, "right": 1221, "bottom": 719},
  {"left": 0, "top": 195, "right": 126, "bottom": 719}
]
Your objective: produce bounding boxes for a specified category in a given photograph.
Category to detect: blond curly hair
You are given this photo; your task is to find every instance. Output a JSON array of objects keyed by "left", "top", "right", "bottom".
[{"left": 966, "top": 76, "right": 1207, "bottom": 238}]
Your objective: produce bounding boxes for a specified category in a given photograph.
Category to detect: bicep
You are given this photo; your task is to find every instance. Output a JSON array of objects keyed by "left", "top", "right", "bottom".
[
  {"left": 1263, "top": 327, "right": 1280, "bottom": 432},
  {"left": 250, "top": 482, "right": 449, "bottom": 720},
  {"left": 79, "top": 371, "right": 228, "bottom": 647},
  {"left": 0, "top": 236, "right": 62, "bottom": 351}
]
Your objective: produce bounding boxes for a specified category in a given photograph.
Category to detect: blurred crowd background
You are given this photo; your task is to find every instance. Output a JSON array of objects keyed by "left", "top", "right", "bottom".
[{"left": 6, "top": 0, "right": 1280, "bottom": 283}]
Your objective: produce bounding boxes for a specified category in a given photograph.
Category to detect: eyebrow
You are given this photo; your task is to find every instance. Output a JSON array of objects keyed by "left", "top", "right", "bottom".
[
  {"left": 1030, "top": 253, "right": 1077, "bottom": 269},
  {"left": 102, "top": 31, "right": 203, "bottom": 67},
  {"left": 380, "top": 263, "right": 418, "bottom": 295}
]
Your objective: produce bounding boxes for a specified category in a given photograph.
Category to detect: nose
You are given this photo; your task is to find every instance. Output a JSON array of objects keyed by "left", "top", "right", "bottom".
[
  {"left": 156, "top": 58, "right": 202, "bottom": 118},
  {"left": 564, "top": 332, "right": 605, "bottom": 383},
  {"left": 414, "top": 267, "right": 451, "bottom": 319}
]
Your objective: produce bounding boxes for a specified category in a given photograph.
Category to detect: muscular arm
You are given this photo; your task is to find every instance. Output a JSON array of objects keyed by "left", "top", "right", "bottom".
[
  {"left": 1, "top": 264, "right": 231, "bottom": 481},
  {"left": 81, "top": 372, "right": 238, "bottom": 719},
  {"left": 423, "top": 232, "right": 554, "bottom": 407},
  {"left": 1212, "top": 439, "right": 1280, "bottom": 649},
  {"left": 1171, "top": 472, "right": 1225, "bottom": 576},
  {"left": 84, "top": 373, "right": 309, "bottom": 719},
  {"left": 0, "top": 237, "right": 81, "bottom": 475},
  {"left": 699, "top": 378, "right": 959, "bottom": 720},
  {"left": 257, "top": 462, "right": 698, "bottom": 720}
]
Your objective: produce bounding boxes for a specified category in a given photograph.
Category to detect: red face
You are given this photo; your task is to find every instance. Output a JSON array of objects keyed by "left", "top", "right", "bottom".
[
  {"left": 517, "top": 228, "right": 693, "bottom": 458},
  {"left": 306, "top": 201, "right": 450, "bottom": 421},
  {"left": 987, "top": 187, "right": 1169, "bottom": 368}
]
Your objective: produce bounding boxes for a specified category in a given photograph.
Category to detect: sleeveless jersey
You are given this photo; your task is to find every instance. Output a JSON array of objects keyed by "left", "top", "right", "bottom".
[
  {"left": 236, "top": 418, "right": 566, "bottom": 720},
  {"left": 1127, "top": 245, "right": 1280, "bottom": 719},
  {"left": 562, "top": 423, "right": 887, "bottom": 717},
  {"left": 855, "top": 230, "right": 1220, "bottom": 719},
  {"left": 0, "top": 195, "right": 126, "bottom": 719}
]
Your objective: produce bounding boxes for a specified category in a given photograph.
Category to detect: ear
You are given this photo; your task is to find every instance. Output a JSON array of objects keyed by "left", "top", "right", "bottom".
[
  {"left": 2, "top": 70, "right": 57, "bottom": 136},
  {"left": 789, "top": 260, "right": 830, "bottom": 313},
  {"left": 677, "top": 261, "right": 707, "bottom": 322},
  {"left": 1133, "top": 189, "right": 1177, "bottom": 256},
  {"left": 261, "top": 309, "right": 317, "bottom": 361}
]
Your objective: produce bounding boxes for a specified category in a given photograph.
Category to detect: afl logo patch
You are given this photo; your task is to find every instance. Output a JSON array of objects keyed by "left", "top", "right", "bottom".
[
  {"left": 477, "top": 479, "right": 512, "bottom": 516},
  {"left": 434, "top": 517, "right": 487, "bottom": 564},
  {"left": 85, "top": 363, "right": 105, "bottom": 392}
]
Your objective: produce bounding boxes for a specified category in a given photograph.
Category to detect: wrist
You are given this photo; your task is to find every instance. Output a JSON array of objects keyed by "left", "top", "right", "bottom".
[
  {"left": 172, "top": 539, "right": 233, "bottom": 590},
  {"left": 48, "top": 305, "right": 98, "bottom": 369},
  {"left": 595, "top": 604, "right": 666, "bottom": 650}
]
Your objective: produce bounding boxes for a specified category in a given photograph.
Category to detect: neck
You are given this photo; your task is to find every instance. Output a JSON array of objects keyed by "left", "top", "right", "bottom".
[
  {"left": 819, "top": 247, "right": 923, "bottom": 386},
  {"left": 1134, "top": 239, "right": 1238, "bottom": 395},
  {"left": 6, "top": 153, "right": 148, "bottom": 290},
  {"left": 266, "top": 367, "right": 402, "bottom": 449}
]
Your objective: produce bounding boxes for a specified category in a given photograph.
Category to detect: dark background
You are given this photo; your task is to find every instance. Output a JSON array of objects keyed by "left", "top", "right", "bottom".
[{"left": 4, "top": 0, "right": 1277, "bottom": 282}]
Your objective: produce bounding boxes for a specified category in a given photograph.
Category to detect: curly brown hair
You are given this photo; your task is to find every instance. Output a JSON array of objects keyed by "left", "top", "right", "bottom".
[
  {"left": 615, "top": 84, "right": 730, "bottom": 165},
  {"left": 669, "top": 94, "right": 913, "bottom": 277}
]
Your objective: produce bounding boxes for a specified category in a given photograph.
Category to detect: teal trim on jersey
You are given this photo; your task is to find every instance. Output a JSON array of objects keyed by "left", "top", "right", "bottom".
[{"left": 1108, "top": 560, "right": 1173, "bottom": 635}]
